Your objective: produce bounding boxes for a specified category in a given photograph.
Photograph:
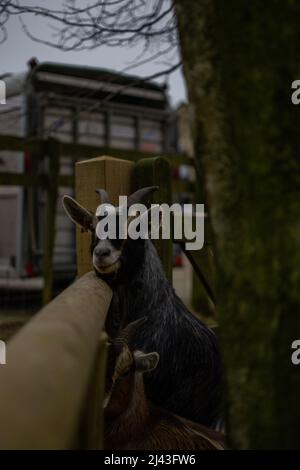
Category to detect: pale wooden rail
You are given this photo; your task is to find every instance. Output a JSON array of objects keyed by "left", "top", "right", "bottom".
[{"left": 0, "top": 272, "right": 112, "bottom": 449}]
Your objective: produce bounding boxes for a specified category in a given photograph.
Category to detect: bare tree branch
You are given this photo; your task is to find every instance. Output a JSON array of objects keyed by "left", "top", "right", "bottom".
[{"left": 0, "top": 0, "right": 180, "bottom": 79}]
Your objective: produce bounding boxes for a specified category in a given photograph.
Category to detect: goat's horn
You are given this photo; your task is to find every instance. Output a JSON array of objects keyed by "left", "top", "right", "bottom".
[
  {"left": 117, "top": 317, "right": 148, "bottom": 344},
  {"left": 127, "top": 186, "right": 158, "bottom": 207},
  {"left": 95, "top": 188, "right": 110, "bottom": 204}
]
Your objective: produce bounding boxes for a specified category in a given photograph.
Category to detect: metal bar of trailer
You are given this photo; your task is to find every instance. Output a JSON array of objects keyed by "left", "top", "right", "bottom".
[
  {"left": 0, "top": 271, "right": 112, "bottom": 450},
  {"left": 0, "top": 135, "right": 45, "bottom": 153},
  {"left": 0, "top": 172, "right": 48, "bottom": 187},
  {"left": 0, "top": 134, "right": 193, "bottom": 167},
  {"left": 0, "top": 173, "right": 196, "bottom": 195},
  {"left": 0, "top": 173, "right": 74, "bottom": 187},
  {"left": 42, "top": 139, "right": 60, "bottom": 305}
]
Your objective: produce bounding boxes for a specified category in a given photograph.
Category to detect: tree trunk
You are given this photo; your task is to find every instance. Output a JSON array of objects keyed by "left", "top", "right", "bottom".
[{"left": 175, "top": 0, "right": 300, "bottom": 449}]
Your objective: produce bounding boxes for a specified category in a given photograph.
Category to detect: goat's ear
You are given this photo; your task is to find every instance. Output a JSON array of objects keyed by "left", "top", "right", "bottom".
[
  {"left": 134, "top": 351, "right": 159, "bottom": 373},
  {"left": 62, "top": 195, "right": 95, "bottom": 232}
]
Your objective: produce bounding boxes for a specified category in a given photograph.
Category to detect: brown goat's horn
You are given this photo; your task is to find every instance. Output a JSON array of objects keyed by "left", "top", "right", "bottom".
[
  {"left": 127, "top": 186, "right": 158, "bottom": 207},
  {"left": 95, "top": 188, "right": 110, "bottom": 204},
  {"left": 116, "top": 317, "right": 148, "bottom": 344}
]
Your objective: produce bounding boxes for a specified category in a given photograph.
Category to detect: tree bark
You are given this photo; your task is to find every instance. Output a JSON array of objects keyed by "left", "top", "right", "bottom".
[{"left": 175, "top": 0, "right": 300, "bottom": 449}]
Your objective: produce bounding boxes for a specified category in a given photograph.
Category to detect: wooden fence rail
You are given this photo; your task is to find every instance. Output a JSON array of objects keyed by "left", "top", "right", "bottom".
[
  {"left": 0, "top": 272, "right": 111, "bottom": 450},
  {"left": 0, "top": 134, "right": 195, "bottom": 193}
]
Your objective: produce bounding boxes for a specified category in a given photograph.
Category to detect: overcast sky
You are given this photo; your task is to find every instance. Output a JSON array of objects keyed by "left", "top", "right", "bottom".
[{"left": 0, "top": 11, "right": 187, "bottom": 107}]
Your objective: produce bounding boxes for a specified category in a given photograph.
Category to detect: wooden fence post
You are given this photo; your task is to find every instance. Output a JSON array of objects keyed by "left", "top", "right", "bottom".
[
  {"left": 188, "top": 246, "right": 217, "bottom": 320},
  {"left": 131, "top": 157, "right": 173, "bottom": 282},
  {"left": 75, "top": 156, "right": 134, "bottom": 277},
  {"left": 74, "top": 156, "right": 134, "bottom": 448},
  {"left": 42, "top": 138, "right": 60, "bottom": 305},
  {"left": 78, "top": 332, "right": 108, "bottom": 449}
]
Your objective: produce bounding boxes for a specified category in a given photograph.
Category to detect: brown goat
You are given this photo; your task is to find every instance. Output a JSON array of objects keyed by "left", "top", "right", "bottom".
[{"left": 104, "top": 318, "right": 225, "bottom": 451}]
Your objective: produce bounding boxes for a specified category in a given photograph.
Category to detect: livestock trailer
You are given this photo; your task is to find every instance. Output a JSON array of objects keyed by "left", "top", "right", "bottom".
[{"left": 0, "top": 61, "right": 177, "bottom": 291}]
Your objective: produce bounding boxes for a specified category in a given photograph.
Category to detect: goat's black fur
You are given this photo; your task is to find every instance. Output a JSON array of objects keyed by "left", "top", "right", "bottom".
[{"left": 92, "top": 232, "right": 223, "bottom": 427}]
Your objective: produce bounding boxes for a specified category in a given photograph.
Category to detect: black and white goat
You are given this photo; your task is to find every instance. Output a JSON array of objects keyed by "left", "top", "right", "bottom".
[{"left": 63, "top": 187, "right": 222, "bottom": 428}]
